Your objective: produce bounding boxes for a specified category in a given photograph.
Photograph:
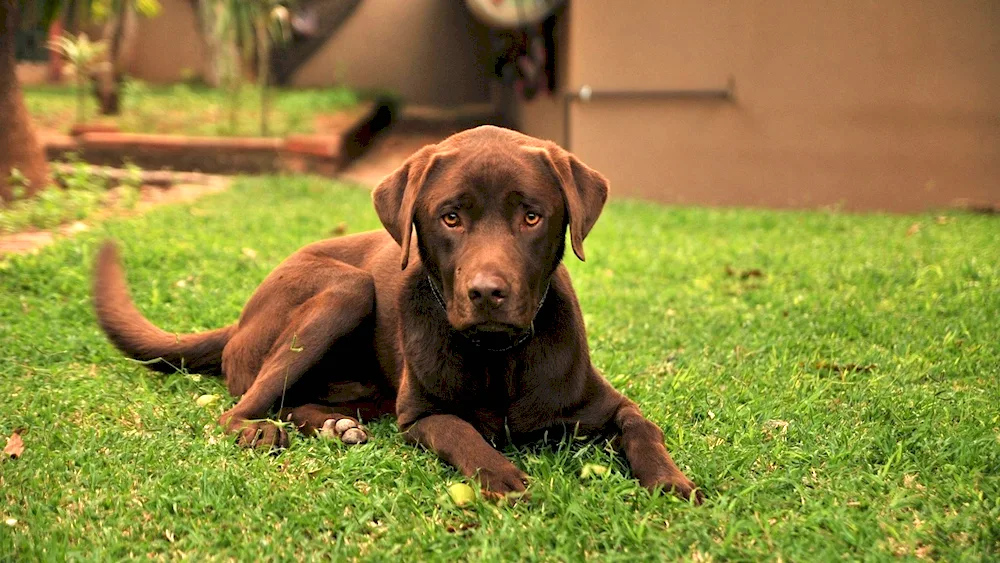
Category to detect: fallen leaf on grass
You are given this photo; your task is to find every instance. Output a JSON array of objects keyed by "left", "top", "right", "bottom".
[
  {"left": 330, "top": 222, "right": 349, "bottom": 236},
  {"left": 762, "top": 419, "right": 789, "bottom": 440},
  {"left": 241, "top": 247, "right": 258, "bottom": 260},
  {"left": 906, "top": 223, "right": 921, "bottom": 236},
  {"left": 445, "top": 521, "right": 480, "bottom": 534},
  {"left": 4, "top": 430, "right": 24, "bottom": 459},
  {"left": 195, "top": 394, "right": 220, "bottom": 407},
  {"left": 446, "top": 483, "right": 476, "bottom": 507},
  {"left": 581, "top": 463, "right": 609, "bottom": 479}
]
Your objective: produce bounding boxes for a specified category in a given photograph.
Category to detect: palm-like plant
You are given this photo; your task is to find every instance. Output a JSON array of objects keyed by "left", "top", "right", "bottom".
[
  {"left": 210, "top": 0, "right": 292, "bottom": 136},
  {"left": 91, "top": 0, "right": 161, "bottom": 115},
  {"left": 48, "top": 32, "right": 108, "bottom": 123}
]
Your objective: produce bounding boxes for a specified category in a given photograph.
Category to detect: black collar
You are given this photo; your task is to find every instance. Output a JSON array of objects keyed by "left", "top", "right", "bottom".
[{"left": 426, "top": 274, "right": 550, "bottom": 353}]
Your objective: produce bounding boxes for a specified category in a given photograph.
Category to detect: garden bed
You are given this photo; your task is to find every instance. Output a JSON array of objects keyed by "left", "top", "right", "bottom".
[
  {"left": 27, "top": 84, "right": 396, "bottom": 175},
  {"left": 25, "top": 83, "right": 361, "bottom": 138}
]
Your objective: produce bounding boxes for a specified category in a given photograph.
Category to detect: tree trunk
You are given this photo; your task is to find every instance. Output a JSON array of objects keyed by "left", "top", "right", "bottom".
[{"left": 0, "top": 0, "right": 49, "bottom": 202}]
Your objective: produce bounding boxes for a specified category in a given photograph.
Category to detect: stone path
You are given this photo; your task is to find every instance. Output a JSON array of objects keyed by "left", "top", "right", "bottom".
[{"left": 0, "top": 178, "right": 228, "bottom": 257}]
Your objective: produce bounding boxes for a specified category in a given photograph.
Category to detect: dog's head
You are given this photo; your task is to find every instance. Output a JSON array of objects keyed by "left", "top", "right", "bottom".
[{"left": 373, "top": 126, "right": 608, "bottom": 345}]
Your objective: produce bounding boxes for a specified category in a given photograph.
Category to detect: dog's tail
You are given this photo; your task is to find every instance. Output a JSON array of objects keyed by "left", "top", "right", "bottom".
[{"left": 93, "top": 241, "right": 235, "bottom": 375}]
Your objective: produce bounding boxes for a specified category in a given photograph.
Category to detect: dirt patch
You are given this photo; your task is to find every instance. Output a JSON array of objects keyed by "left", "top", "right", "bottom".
[{"left": 0, "top": 178, "right": 229, "bottom": 257}]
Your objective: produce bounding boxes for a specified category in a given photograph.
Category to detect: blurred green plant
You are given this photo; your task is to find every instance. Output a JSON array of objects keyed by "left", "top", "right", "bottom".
[
  {"left": 8, "top": 168, "right": 31, "bottom": 201},
  {"left": 90, "top": 0, "right": 163, "bottom": 115},
  {"left": 47, "top": 33, "right": 108, "bottom": 123},
  {"left": 206, "top": 0, "right": 293, "bottom": 136},
  {"left": 119, "top": 162, "right": 143, "bottom": 210},
  {"left": 0, "top": 158, "right": 144, "bottom": 234},
  {"left": 91, "top": 0, "right": 161, "bottom": 20}
]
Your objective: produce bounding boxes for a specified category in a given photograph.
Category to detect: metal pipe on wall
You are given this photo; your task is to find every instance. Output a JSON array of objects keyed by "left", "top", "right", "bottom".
[{"left": 561, "top": 76, "right": 736, "bottom": 150}]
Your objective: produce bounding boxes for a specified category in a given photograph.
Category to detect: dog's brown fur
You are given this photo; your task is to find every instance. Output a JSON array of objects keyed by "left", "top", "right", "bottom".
[{"left": 93, "top": 126, "right": 701, "bottom": 502}]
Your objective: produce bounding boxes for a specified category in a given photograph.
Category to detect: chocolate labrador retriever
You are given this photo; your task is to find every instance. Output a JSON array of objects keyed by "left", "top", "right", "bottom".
[{"left": 94, "top": 126, "right": 701, "bottom": 502}]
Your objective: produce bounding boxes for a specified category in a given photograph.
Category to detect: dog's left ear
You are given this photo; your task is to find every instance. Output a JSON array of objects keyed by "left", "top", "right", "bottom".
[
  {"left": 372, "top": 145, "right": 454, "bottom": 269},
  {"left": 525, "top": 143, "right": 609, "bottom": 261}
]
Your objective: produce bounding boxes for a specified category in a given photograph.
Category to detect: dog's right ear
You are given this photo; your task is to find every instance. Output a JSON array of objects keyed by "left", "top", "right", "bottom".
[{"left": 372, "top": 145, "right": 453, "bottom": 270}]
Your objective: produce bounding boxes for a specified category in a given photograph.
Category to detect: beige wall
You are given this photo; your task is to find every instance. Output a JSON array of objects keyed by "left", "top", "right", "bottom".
[
  {"left": 519, "top": 1, "right": 1000, "bottom": 212},
  {"left": 126, "top": 0, "right": 206, "bottom": 83},
  {"left": 124, "top": 0, "right": 492, "bottom": 107},
  {"left": 292, "top": 0, "right": 492, "bottom": 106}
]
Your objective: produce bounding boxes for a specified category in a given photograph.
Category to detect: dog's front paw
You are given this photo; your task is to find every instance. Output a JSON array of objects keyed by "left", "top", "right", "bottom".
[
  {"left": 477, "top": 463, "right": 530, "bottom": 499},
  {"left": 219, "top": 412, "right": 289, "bottom": 450},
  {"left": 319, "top": 417, "right": 369, "bottom": 445},
  {"left": 644, "top": 473, "right": 703, "bottom": 504}
]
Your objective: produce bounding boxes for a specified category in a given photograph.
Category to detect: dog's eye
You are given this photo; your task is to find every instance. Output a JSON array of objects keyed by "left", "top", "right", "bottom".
[
  {"left": 442, "top": 212, "right": 461, "bottom": 228},
  {"left": 524, "top": 212, "right": 542, "bottom": 227}
]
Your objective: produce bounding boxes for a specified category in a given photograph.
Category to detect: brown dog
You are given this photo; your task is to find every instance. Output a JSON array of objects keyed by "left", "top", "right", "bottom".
[{"left": 93, "top": 126, "right": 701, "bottom": 502}]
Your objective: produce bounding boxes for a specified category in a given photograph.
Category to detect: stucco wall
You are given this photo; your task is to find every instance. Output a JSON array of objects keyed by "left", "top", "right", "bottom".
[
  {"left": 123, "top": 0, "right": 491, "bottom": 106},
  {"left": 519, "top": 1, "right": 1000, "bottom": 211},
  {"left": 291, "top": 0, "right": 492, "bottom": 106},
  {"left": 126, "top": 0, "right": 206, "bottom": 83}
]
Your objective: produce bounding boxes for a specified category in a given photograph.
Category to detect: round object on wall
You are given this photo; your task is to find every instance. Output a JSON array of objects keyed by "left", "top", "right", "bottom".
[{"left": 465, "top": 0, "right": 565, "bottom": 29}]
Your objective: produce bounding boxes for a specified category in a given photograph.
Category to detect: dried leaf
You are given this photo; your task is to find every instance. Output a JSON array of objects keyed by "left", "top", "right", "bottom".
[
  {"left": 906, "top": 223, "right": 921, "bottom": 236},
  {"left": 241, "top": 247, "right": 258, "bottom": 260},
  {"left": 762, "top": 419, "right": 789, "bottom": 440},
  {"left": 195, "top": 394, "right": 220, "bottom": 407},
  {"left": 4, "top": 430, "right": 24, "bottom": 459},
  {"left": 330, "top": 222, "right": 349, "bottom": 236},
  {"left": 445, "top": 521, "right": 479, "bottom": 533},
  {"left": 580, "top": 463, "right": 609, "bottom": 479}
]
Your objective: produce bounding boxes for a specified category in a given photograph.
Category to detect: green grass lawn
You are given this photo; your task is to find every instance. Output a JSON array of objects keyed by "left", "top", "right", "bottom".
[
  {"left": 24, "top": 83, "right": 359, "bottom": 137},
  {"left": 1, "top": 176, "right": 998, "bottom": 560}
]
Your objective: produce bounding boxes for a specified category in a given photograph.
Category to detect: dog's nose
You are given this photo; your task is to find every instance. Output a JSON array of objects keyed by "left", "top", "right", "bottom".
[{"left": 468, "top": 273, "right": 508, "bottom": 309}]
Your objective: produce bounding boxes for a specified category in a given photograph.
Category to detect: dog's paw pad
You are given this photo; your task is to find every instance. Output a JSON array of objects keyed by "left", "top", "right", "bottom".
[
  {"left": 334, "top": 418, "right": 356, "bottom": 434},
  {"left": 319, "top": 418, "right": 369, "bottom": 445},
  {"left": 341, "top": 427, "right": 368, "bottom": 444}
]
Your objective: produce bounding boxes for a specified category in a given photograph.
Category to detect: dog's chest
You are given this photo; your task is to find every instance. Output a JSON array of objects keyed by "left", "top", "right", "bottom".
[{"left": 461, "top": 361, "right": 563, "bottom": 442}]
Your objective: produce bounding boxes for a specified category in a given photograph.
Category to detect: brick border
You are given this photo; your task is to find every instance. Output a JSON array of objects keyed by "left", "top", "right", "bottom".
[{"left": 43, "top": 98, "right": 396, "bottom": 176}]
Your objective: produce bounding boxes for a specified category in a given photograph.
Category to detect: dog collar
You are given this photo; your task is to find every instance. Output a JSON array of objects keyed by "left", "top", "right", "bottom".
[{"left": 426, "top": 274, "right": 549, "bottom": 353}]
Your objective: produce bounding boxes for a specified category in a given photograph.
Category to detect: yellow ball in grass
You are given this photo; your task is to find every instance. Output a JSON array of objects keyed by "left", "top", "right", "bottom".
[{"left": 447, "top": 483, "right": 476, "bottom": 507}]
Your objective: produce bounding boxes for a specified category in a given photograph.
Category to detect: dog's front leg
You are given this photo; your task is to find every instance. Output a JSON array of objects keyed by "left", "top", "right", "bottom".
[
  {"left": 613, "top": 399, "right": 703, "bottom": 503},
  {"left": 404, "top": 414, "right": 529, "bottom": 496}
]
